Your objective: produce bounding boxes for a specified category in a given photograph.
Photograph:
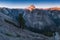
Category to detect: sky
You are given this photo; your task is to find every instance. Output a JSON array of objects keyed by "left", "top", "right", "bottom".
[{"left": 0, "top": 0, "right": 60, "bottom": 8}]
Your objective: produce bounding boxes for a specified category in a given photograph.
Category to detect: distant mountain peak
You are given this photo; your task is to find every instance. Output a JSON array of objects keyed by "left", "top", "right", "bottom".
[
  {"left": 43, "top": 7, "right": 60, "bottom": 10},
  {"left": 27, "top": 5, "right": 35, "bottom": 11},
  {"left": 49, "top": 7, "right": 60, "bottom": 10}
]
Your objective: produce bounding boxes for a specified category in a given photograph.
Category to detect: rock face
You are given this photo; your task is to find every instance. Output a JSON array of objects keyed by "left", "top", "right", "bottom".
[
  {"left": 0, "top": 7, "right": 60, "bottom": 40},
  {"left": 0, "top": 8, "right": 24, "bottom": 21},
  {"left": 0, "top": 8, "right": 53, "bottom": 40},
  {"left": 23, "top": 9, "right": 60, "bottom": 39},
  {"left": 27, "top": 5, "right": 35, "bottom": 11},
  {"left": 23, "top": 9, "right": 56, "bottom": 30}
]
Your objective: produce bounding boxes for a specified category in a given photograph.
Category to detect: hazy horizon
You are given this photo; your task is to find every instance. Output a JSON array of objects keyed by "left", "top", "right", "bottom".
[{"left": 0, "top": 0, "right": 60, "bottom": 8}]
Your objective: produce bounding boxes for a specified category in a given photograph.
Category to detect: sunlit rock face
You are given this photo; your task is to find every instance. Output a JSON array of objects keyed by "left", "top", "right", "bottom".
[
  {"left": 43, "top": 7, "right": 60, "bottom": 11},
  {"left": 27, "top": 5, "right": 35, "bottom": 11}
]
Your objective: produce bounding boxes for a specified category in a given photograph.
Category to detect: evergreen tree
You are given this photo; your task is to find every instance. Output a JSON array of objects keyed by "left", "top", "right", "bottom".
[{"left": 18, "top": 14, "right": 26, "bottom": 29}]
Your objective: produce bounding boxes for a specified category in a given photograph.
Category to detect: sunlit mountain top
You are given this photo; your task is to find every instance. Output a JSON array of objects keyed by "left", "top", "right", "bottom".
[
  {"left": 37, "top": 7, "right": 60, "bottom": 10},
  {"left": 25, "top": 5, "right": 60, "bottom": 11},
  {"left": 26, "top": 5, "right": 35, "bottom": 11},
  {"left": 47, "top": 7, "right": 60, "bottom": 10}
]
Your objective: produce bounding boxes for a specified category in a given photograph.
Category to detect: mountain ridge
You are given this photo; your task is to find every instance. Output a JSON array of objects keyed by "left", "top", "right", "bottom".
[{"left": 0, "top": 7, "right": 60, "bottom": 40}]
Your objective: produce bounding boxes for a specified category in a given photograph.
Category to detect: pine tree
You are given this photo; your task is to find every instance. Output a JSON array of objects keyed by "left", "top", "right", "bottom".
[{"left": 18, "top": 14, "right": 26, "bottom": 29}]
